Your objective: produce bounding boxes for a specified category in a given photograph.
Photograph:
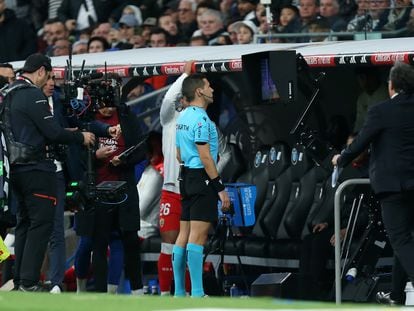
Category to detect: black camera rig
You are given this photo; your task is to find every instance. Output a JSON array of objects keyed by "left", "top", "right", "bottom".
[
  {"left": 62, "top": 57, "right": 121, "bottom": 120},
  {"left": 62, "top": 57, "right": 127, "bottom": 212}
]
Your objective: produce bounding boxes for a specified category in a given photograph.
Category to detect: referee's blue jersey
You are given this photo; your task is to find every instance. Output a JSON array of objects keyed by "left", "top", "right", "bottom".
[{"left": 176, "top": 106, "right": 218, "bottom": 169}]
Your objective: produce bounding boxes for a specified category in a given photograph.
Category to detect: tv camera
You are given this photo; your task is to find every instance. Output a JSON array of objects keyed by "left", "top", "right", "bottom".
[{"left": 61, "top": 57, "right": 128, "bottom": 212}]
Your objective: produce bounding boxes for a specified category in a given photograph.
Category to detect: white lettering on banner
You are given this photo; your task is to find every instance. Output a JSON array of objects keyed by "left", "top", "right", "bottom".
[
  {"left": 229, "top": 60, "right": 242, "bottom": 70},
  {"left": 220, "top": 63, "right": 227, "bottom": 72},
  {"left": 164, "top": 67, "right": 180, "bottom": 74},
  {"left": 339, "top": 56, "right": 346, "bottom": 64},
  {"left": 361, "top": 55, "right": 368, "bottom": 63},
  {"left": 350, "top": 56, "right": 356, "bottom": 64},
  {"left": 211, "top": 63, "right": 217, "bottom": 72},
  {"left": 201, "top": 64, "right": 207, "bottom": 72}
]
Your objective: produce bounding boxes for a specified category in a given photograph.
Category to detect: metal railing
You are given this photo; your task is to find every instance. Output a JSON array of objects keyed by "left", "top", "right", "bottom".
[
  {"left": 254, "top": 27, "right": 407, "bottom": 43},
  {"left": 334, "top": 178, "right": 371, "bottom": 305}
]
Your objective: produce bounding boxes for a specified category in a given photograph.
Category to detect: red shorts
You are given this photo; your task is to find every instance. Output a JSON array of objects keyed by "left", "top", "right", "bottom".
[{"left": 159, "top": 190, "right": 182, "bottom": 232}]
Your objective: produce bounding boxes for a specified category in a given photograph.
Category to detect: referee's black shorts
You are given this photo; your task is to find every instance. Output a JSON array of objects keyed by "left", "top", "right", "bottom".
[{"left": 179, "top": 168, "right": 218, "bottom": 223}]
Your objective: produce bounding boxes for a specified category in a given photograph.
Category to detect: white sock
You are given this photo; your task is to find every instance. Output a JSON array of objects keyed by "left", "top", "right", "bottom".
[
  {"left": 76, "top": 278, "right": 87, "bottom": 293},
  {"left": 107, "top": 284, "right": 118, "bottom": 294},
  {"left": 131, "top": 288, "right": 144, "bottom": 295},
  {"left": 160, "top": 291, "right": 170, "bottom": 296}
]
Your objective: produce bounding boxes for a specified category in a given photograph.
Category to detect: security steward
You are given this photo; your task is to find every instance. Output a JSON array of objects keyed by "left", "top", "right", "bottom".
[
  {"left": 172, "top": 73, "right": 230, "bottom": 297},
  {"left": 3, "top": 53, "right": 95, "bottom": 291}
]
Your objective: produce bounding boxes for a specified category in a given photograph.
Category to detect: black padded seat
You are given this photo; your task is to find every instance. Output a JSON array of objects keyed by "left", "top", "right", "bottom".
[
  {"left": 243, "top": 237, "right": 270, "bottom": 258},
  {"left": 220, "top": 143, "right": 246, "bottom": 183},
  {"left": 267, "top": 239, "right": 302, "bottom": 259},
  {"left": 282, "top": 165, "right": 330, "bottom": 239},
  {"left": 252, "top": 143, "right": 290, "bottom": 237},
  {"left": 267, "top": 143, "right": 290, "bottom": 180},
  {"left": 266, "top": 144, "right": 314, "bottom": 239}
]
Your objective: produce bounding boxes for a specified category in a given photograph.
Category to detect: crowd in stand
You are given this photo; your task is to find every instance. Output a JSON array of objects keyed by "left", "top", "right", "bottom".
[{"left": 0, "top": 0, "right": 414, "bottom": 63}]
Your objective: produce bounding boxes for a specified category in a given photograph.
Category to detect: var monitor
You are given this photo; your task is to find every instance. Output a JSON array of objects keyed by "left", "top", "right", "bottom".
[{"left": 242, "top": 50, "right": 297, "bottom": 105}]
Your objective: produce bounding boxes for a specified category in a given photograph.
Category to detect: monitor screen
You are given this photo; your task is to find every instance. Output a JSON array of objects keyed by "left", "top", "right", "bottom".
[{"left": 260, "top": 58, "right": 280, "bottom": 102}]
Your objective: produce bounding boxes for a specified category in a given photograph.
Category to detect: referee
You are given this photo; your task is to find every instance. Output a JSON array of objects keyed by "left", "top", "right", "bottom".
[{"left": 173, "top": 73, "right": 230, "bottom": 297}]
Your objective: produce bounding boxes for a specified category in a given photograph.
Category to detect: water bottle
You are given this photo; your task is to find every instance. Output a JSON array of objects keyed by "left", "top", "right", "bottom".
[
  {"left": 151, "top": 285, "right": 158, "bottom": 295},
  {"left": 230, "top": 284, "right": 239, "bottom": 297},
  {"left": 345, "top": 267, "right": 357, "bottom": 282}
]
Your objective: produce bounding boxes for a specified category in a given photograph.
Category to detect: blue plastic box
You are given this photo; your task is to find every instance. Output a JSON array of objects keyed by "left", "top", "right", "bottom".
[{"left": 218, "top": 183, "right": 256, "bottom": 227}]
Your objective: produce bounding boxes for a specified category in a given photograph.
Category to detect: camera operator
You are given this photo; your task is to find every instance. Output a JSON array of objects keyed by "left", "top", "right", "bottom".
[
  {"left": 77, "top": 102, "right": 146, "bottom": 294},
  {"left": 4, "top": 53, "right": 95, "bottom": 292},
  {"left": 173, "top": 74, "right": 230, "bottom": 298}
]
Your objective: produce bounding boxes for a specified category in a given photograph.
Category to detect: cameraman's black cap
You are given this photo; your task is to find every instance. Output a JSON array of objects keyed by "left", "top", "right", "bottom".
[{"left": 21, "top": 53, "right": 52, "bottom": 73}]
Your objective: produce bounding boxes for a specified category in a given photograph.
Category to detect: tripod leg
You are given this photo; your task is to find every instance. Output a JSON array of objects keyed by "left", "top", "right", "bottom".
[{"left": 227, "top": 226, "right": 249, "bottom": 294}]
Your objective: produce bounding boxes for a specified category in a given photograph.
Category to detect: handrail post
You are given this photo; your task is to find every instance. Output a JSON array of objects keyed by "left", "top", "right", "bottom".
[{"left": 334, "top": 178, "right": 370, "bottom": 305}]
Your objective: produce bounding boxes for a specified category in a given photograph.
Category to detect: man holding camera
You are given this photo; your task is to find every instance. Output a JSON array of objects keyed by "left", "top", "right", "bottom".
[
  {"left": 173, "top": 74, "right": 230, "bottom": 297},
  {"left": 3, "top": 53, "right": 95, "bottom": 292},
  {"left": 77, "top": 102, "right": 146, "bottom": 294}
]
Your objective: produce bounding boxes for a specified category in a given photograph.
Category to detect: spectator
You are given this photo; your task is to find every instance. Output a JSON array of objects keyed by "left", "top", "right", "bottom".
[
  {"left": 0, "top": 1, "right": 36, "bottom": 62},
  {"left": 320, "top": 0, "right": 348, "bottom": 30},
  {"left": 141, "top": 17, "right": 158, "bottom": 45},
  {"left": 353, "top": 67, "right": 389, "bottom": 131},
  {"left": 233, "top": 20, "right": 258, "bottom": 44},
  {"left": 192, "top": 9, "right": 226, "bottom": 45},
  {"left": 52, "top": 38, "right": 71, "bottom": 56},
  {"left": 158, "top": 13, "right": 181, "bottom": 45},
  {"left": 369, "top": 0, "right": 391, "bottom": 30},
  {"left": 237, "top": 0, "right": 259, "bottom": 23},
  {"left": 93, "top": 22, "right": 112, "bottom": 42},
  {"left": 226, "top": 21, "right": 239, "bottom": 43},
  {"left": 308, "top": 16, "right": 333, "bottom": 41},
  {"left": 177, "top": 0, "right": 198, "bottom": 43},
  {"left": 116, "top": 14, "right": 137, "bottom": 49},
  {"left": 298, "top": 0, "right": 321, "bottom": 41},
  {"left": 0, "top": 63, "right": 15, "bottom": 84},
  {"left": 45, "top": 19, "right": 69, "bottom": 55},
  {"left": 87, "top": 36, "right": 109, "bottom": 53},
  {"left": 214, "top": 32, "right": 233, "bottom": 45},
  {"left": 129, "top": 31, "right": 146, "bottom": 48},
  {"left": 376, "top": 0, "right": 412, "bottom": 31},
  {"left": 190, "top": 35, "right": 207, "bottom": 45},
  {"left": 195, "top": 1, "right": 218, "bottom": 29},
  {"left": 72, "top": 39, "right": 88, "bottom": 54},
  {"left": 149, "top": 27, "right": 169, "bottom": 47},
  {"left": 120, "top": 0, "right": 161, "bottom": 20},
  {"left": 275, "top": 5, "right": 302, "bottom": 41},
  {"left": 57, "top": 0, "right": 124, "bottom": 31},
  {"left": 346, "top": 0, "right": 371, "bottom": 31},
  {"left": 122, "top": 4, "right": 143, "bottom": 26}
]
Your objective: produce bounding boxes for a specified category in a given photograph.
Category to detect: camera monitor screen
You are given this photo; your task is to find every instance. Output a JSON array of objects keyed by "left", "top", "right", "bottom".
[
  {"left": 261, "top": 58, "right": 280, "bottom": 102},
  {"left": 242, "top": 50, "right": 297, "bottom": 105}
]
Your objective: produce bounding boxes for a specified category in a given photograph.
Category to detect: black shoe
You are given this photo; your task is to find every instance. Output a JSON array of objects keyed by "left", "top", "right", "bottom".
[
  {"left": 18, "top": 284, "right": 48, "bottom": 292},
  {"left": 376, "top": 291, "right": 398, "bottom": 306}
]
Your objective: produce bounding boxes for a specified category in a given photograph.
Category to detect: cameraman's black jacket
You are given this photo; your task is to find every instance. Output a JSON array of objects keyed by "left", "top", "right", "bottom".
[{"left": 5, "top": 78, "right": 84, "bottom": 172}]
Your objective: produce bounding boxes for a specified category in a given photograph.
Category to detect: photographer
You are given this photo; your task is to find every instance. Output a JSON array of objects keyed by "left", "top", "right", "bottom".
[
  {"left": 75, "top": 102, "right": 146, "bottom": 293},
  {"left": 4, "top": 53, "right": 95, "bottom": 292}
]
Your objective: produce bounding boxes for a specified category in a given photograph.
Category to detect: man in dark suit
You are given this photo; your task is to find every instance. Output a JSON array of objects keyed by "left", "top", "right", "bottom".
[{"left": 332, "top": 62, "right": 414, "bottom": 303}]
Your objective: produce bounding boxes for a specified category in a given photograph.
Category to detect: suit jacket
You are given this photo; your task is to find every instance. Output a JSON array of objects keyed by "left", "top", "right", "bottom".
[
  {"left": 57, "top": 0, "right": 125, "bottom": 24},
  {"left": 338, "top": 93, "right": 414, "bottom": 194}
]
